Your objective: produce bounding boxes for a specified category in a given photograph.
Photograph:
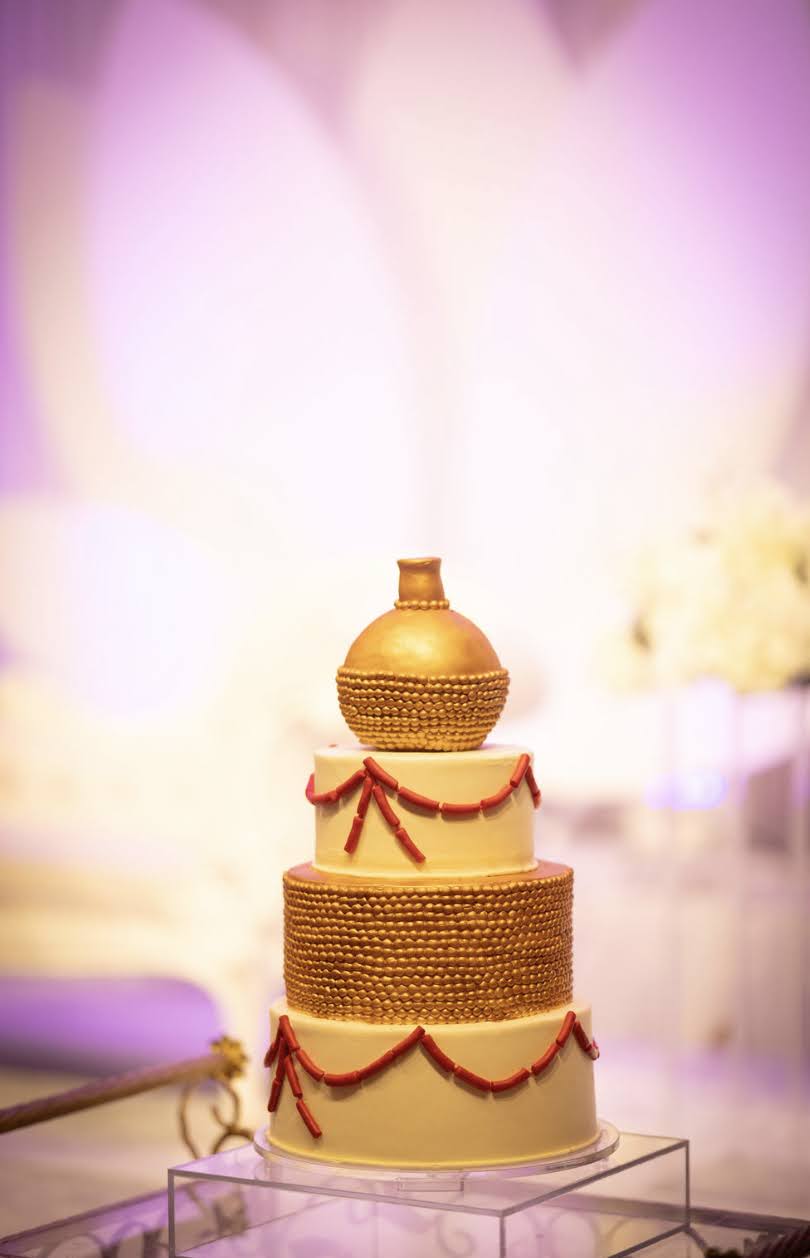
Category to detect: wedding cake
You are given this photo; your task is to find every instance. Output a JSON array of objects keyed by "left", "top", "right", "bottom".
[{"left": 265, "top": 558, "right": 599, "bottom": 1168}]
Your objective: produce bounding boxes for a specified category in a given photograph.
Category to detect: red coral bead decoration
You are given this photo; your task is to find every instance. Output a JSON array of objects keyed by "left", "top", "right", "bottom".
[
  {"left": 530, "top": 1044, "right": 559, "bottom": 1076},
  {"left": 387, "top": 1026, "right": 425, "bottom": 1059},
  {"left": 525, "top": 765, "right": 542, "bottom": 806},
  {"left": 491, "top": 1067, "right": 531, "bottom": 1093},
  {"left": 397, "top": 785, "right": 441, "bottom": 812},
  {"left": 555, "top": 1011, "right": 576, "bottom": 1048},
  {"left": 440, "top": 800, "right": 481, "bottom": 816},
  {"left": 267, "top": 1079, "right": 283, "bottom": 1112},
  {"left": 306, "top": 754, "right": 542, "bottom": 864},
  {"left": 284, "top": 1055, "right": 303, "bottom": 1098},
  {"left": 421, "top": 1035, "right": 456, "bottom": 1073},
  {"left": 296, "top": 1049, "right": 325, "bottom": 1081},
  {"left": 265, "top": 1011, "right": 597, "bottom": 1138},
  {"left": 454, "top": 1064, "right": 492, "bottom": 1092},
  {"left": 509, "top": 754, "right": 530, "bottom": 789},
  {"left": 372, "top": 783, "right": 401, "bottom": 828},
  {"left": 279, "top": 1014, "right": 300, "bottom": 1052},
  {"left": 296, "top": 1098, "right": 322, "bottom": 1138},
  {"left": 357, "top": 775, "right": 374, "bottom": 818},
  {"left": 573, "top": 1021, "right": 599, "bottom": 1059},
  {"left": 395, "top": 826, "right": 426, "bottom": 863},
  {"left": 323, "top": 1070, "right": 361, "bottom": 1087},
  {"left": 480, "top": 783, "right": 514, "bottom": 811},
  {"left": 356, "top": 1053, "right": 391, "bottom": 1081},
  {"left": 344, "top": 815, "right": 365, "bottom": 854},
  {"left": 363, "top": 757, "right": 399, "bottom": 791},
  {"left": 335, "top": 769, "right": 366, "bottom": 799},
  {"left": 263, "top": 1029, "right": 280, "bottom": 1068}
]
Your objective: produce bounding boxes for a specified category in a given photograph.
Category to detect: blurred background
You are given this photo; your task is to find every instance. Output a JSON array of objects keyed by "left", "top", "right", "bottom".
[{"left": 1, "top": 0, "right": 809, "bottom": 1233}]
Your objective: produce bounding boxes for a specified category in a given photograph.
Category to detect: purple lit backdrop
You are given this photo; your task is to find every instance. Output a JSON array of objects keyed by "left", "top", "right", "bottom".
[{"left": 0, "top": 0, "right": 809, "bottom": 1150}]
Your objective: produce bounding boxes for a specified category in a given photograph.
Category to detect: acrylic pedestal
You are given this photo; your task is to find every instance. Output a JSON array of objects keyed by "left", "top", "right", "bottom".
[{"left": 168, "top": 1127, "right": 689, "bottom": 1258}]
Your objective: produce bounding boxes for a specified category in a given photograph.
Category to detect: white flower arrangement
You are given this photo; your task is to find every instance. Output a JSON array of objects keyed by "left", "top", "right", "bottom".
[{"left": 600, "top": 483, "right": 810, "bottom": 692}]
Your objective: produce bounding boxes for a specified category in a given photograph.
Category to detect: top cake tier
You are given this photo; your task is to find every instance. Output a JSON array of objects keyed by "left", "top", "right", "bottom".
[
  {"left": 310, "top": 744, "right": 540, "bottom": 879},
  {"left": 336, "top": 557, "right": 509, "bottom": 751}
]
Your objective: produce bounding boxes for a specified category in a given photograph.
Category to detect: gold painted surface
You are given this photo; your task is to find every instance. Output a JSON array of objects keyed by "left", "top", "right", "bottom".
[
  {"left": 396, "top": 556, "right": 446, "bottom": 603},
  {"left": 283, "top": 862, "right": 573, "bottom": 1023},
  {"left": 336, "top": 667, "right": 508, "bottom": 751},
  {"left": 338, "top": 558, "right": 509, "bottom": 750},
  {"left": 343, "top": 609, "right": 503, "bottom": 677}
]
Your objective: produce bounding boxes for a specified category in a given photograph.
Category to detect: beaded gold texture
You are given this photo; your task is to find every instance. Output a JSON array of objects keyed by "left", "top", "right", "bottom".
[
  {"left": 394, "top": 599, "right": 451, "bottom": 610},
  {"left": 336, "top": 667, "right": 510, "bottom": 752},
  {"left": 283, "top": 863, "right": 573, "bottom": 1023}
]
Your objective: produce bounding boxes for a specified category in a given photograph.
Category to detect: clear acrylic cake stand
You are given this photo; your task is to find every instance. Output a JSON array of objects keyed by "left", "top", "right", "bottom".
[{"left": 168, "top": 1124, "right": 690, "bottom": 1258}]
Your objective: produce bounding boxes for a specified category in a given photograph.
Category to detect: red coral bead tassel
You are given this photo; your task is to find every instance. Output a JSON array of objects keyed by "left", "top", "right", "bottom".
[
  {"left": 395, "top": 826, "right": 426, "bottom": 863},
  {"left": 344, "top": 814, "right": 365, "bottom": 853},
  {"left": 372, "top": 783, "right": 401, "bottom": 828},
  {"left": 267, "top": 1079, "right": 283, "bottom": 1112},
  {"left": 284, "top": 1055, "right": 303, "bottom": 1098},
  {"left": 296, "top": 1098, "right": 322, "bottom": 1138},
  {"left": 263, "top": 1030, "right": 280, "bottom": 1068},
  {"left": 279, "top": 1015, "right": 300, "bottom": 1052},
  {"left": 273, "top": 1039, "right": 289, "bottom": 1076},
  {"left": 357, "top": 775, "right": 374, "bottom": 818}
]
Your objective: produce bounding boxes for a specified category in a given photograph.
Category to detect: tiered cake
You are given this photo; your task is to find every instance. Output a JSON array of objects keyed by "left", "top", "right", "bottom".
[{"left": 265, "top": 558, "right": 599, "bottom": 1168}]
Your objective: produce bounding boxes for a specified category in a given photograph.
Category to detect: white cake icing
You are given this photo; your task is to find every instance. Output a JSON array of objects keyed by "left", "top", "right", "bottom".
[
  {"left": 312, "top": 743, "right": 536, "bottom": 879},
  {"left": 268, "top": 998, "right": 598, "bottom": 1168}
]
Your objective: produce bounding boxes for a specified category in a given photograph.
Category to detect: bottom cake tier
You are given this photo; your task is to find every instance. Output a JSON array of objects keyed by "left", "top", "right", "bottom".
[{"left": 265, "top": 999, "right": 599, "bottom": 1168}]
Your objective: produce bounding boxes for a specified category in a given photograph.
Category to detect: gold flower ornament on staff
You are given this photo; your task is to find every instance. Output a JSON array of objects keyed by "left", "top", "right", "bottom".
[{"left": 336, "top": 557, "right": 509, "bottom": 751}]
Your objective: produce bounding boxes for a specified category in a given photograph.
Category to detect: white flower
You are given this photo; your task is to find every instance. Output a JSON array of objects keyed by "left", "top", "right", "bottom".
[{"left": 603, "top": 481, "right": 810, "bottom": 692}]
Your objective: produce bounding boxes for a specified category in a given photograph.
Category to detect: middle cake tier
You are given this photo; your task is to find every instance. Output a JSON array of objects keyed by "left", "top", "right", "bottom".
[{"left": 284, "top": 861, "right": 573, "bottom": 1024}]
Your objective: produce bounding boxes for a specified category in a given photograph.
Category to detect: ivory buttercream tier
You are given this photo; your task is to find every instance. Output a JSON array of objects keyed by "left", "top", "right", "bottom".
[
  {"left": 283, "top": 861, "right": 573, "bottom": 1023},
  {"left": 266, "top": 1000, "right": 599, "bottom": 1168},
  {"left": 311, "top": 744, "right": 537, "bottom": 879}
]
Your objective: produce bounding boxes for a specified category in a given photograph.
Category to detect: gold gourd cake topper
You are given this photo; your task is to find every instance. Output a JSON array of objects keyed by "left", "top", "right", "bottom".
[{"left": 336, "top": 557, "right": 509, "bottom": 751}]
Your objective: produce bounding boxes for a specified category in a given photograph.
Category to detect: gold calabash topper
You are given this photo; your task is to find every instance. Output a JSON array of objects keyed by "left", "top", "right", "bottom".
[{"left": 337, "top": 558, "right": 509, "bottom": 751}]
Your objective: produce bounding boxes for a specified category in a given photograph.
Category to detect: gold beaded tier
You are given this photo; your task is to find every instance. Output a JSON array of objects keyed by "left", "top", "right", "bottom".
[
  {"left": 283, "top": 862, "right": 573, "bottom": 1024},
  {"left": 264, "top": 558, "right": 600, "bottom": 1168}
]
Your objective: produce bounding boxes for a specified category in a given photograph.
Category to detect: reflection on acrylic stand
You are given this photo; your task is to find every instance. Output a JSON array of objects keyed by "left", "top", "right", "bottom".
[{"left": 169, "top": 1127, "right": 690, "bottom": 1258}]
